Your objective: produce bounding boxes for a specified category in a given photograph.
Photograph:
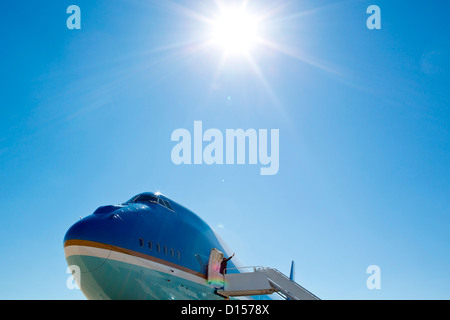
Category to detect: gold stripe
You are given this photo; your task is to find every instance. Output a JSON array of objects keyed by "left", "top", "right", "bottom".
[{"left": 64, "top": 239, "right": 206, "bottom": 279}]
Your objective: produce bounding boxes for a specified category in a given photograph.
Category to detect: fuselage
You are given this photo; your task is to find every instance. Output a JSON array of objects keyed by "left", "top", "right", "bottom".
[{"left": 63, "top": 192, "right": 250, "bottom": 300}]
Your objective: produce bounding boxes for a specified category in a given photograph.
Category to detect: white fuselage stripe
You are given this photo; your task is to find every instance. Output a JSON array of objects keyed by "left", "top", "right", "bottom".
[{"left": 65, "top": 245, "right": 209, "bottom": 287}]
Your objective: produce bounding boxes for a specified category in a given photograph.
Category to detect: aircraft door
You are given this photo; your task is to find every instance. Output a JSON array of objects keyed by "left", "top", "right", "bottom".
[{"left": 207, "top": 248, "right": 224, "bottom": 288}]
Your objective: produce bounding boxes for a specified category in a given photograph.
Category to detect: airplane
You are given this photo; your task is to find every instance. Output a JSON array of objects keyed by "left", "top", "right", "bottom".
[{"left": 64, "top": 192, "right": 319, "bottom": 300}]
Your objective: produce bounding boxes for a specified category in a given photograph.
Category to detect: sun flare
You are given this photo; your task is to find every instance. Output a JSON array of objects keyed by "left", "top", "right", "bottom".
[{"left": 211, "top": 9, "right": 260, "bottom": 54}]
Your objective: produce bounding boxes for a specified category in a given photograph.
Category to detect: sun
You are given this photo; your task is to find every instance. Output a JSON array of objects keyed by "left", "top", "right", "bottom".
[{"left": 211, "top": 8, "right": 260, "bottom": 55}]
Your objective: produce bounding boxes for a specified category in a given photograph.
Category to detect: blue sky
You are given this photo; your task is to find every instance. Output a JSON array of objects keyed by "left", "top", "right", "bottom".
[{"left": 0, "top": 0, "right": 449, "bottom": 299}]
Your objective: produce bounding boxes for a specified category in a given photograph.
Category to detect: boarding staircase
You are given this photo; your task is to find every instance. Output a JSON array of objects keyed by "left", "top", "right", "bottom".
[{"left": 214, "top": 266, "right": 320, "bottom": 300}]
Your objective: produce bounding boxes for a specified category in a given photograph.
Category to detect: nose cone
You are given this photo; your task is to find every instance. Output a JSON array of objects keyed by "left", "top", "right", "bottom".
[{"left": 64, "top": 215, "right": 116, "bottom": 273}]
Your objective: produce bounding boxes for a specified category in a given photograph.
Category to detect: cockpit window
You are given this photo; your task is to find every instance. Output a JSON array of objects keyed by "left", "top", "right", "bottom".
[
  {"left": 158, "top": 198, "right": 167, "bottom": 208},
  {"left": 164, "top": 200, "right": 174, "bottom": 211},
  {"left": 124, "top": 194, "right": 175, "bottom": 212},
  {"left": 127, "top": 194, "right": 158, "bottom": 204},
  {"left": 157, "top": 198, "right": 175, "bottom": 212}
]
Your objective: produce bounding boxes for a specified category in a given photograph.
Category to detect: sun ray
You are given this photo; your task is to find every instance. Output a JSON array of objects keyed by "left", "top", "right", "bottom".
[
  {"left": 257, "top": 37, "right": 346, "bottom": 77},
  {"left": 243, "top": 51, "right": 291, "bottom": 124},
  {"left": 154, "top": 0, "right": 216, "bottom": 26}
]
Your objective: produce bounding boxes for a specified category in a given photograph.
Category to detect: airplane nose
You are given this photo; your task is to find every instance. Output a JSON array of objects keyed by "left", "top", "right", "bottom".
[{"left": 64, "top": 215, "right": 116, "bottom": 273}]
